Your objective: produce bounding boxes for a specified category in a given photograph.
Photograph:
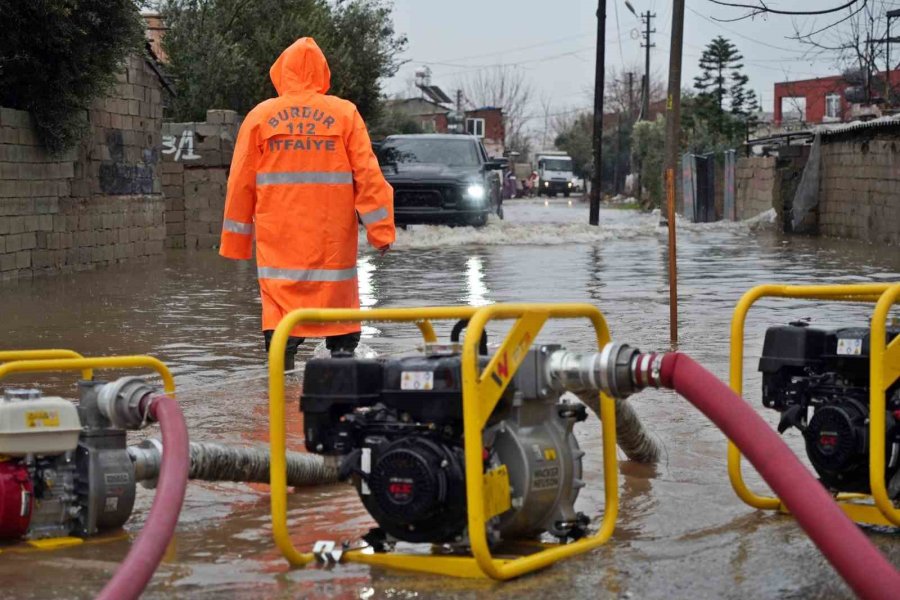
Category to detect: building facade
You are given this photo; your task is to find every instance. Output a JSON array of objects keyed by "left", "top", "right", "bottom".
[{"left": 774, "top": 69, "right": 900, "bottom": 125}]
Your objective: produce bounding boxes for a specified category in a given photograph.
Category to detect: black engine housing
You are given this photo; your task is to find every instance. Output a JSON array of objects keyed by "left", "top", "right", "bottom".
[
  {"left": 302, "top": 352, "right": 509, "bottom": 544},
  {"left": 759, "top": 322, "right": 900, "bottom": 495}
]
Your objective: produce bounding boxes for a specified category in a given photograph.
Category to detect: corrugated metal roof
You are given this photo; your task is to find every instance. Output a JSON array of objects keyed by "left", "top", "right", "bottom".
[{"left": 817, "top": 115, "right": 900, "bottom": 137}]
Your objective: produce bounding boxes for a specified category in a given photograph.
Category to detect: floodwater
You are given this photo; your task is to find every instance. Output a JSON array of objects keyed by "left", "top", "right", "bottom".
[{"left": 1, "top": 198, "right": 899, "bottom": 599}]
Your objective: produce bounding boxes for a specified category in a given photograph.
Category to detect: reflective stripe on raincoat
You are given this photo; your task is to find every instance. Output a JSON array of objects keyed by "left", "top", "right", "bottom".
[{"left": 220, "top": 37, "right": 394, "bottom": 338}]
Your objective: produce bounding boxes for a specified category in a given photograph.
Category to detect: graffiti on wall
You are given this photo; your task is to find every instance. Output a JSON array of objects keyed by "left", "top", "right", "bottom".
[{"left": 162, "top": 130, "right": 201, "bottom": 161}]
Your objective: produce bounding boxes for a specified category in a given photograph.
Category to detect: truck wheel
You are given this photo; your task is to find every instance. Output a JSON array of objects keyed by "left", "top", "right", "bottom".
[
  {"left": 564, "top": 190, "right": 570, "bottom": 197},
  {"left": 468, "top": 213, "right": 488, "bottom": 227},
  {"left": 497, "top": 205, "right": 504, "bottom": 220}
]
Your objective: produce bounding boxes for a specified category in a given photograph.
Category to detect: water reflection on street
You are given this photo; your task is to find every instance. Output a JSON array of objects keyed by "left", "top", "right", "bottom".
[{"left": 1, "top": 198, "right": 899, "bottom": 599}]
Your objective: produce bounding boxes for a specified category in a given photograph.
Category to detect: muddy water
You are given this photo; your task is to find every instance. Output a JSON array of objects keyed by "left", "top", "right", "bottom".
[{"left": 1, "top": 198, "right": 899, "bottom": 599}]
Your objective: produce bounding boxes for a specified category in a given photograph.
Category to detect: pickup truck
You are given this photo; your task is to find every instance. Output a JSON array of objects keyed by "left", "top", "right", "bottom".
[{"left": 376, "top": 134, "right": 504, "bottom": 227}]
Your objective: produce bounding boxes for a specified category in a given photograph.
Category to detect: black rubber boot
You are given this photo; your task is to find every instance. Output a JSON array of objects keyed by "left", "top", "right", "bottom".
[
  {"left": 263, "top": 330, "right": 305, "bottom": 371},
  {"left": 325, "top": 332, "right": 361, "bottom": 355}
]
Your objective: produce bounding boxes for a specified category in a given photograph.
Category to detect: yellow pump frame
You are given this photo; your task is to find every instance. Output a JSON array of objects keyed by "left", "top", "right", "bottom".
[
  {"left": 729, "top": 283, "right": 900, "bottom": 526},
  {"left": 0, "top": 349, "right": 175, "bottom": 552},
  {"left": 268, "top": 303, "right": 619, "bottom": 579}
]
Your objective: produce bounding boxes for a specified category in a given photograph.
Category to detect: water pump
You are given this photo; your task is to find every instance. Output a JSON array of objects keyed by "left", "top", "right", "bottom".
[
  {"left": 0, "top": 378, "right": 156, "bottom": 542},
  {"left": 301, "top": 342, "right": 590, "bottom": 548}
]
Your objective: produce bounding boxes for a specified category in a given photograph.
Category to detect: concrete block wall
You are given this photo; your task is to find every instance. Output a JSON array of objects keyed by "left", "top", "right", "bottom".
[
  {"left": 0, "top": 54, "right": 165, "bottom": 280},
  {"left": 735, "top": 156, "right": 779, "bottom": 220},
  {"left": 819, "top": 137, "right": 900, "bottom": 245},
  {"left": 161, "top": 109, "right": 240, "bottom": 249}
]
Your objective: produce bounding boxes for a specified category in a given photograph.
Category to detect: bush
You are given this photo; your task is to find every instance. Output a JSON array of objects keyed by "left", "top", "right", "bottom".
[
  {"left": 631, "top": 116, "right": 666, "bottom": 206},
  {"left": 0, "top": 0, "right": 144, "bottom": 153}
]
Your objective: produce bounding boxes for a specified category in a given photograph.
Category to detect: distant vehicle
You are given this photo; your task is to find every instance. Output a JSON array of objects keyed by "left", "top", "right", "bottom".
[
  {"left": 377, "top": 134, "right": 504, "bottom": 227},
  {"left": 535, "top": 152, "right": 575, "bottom": 197}
]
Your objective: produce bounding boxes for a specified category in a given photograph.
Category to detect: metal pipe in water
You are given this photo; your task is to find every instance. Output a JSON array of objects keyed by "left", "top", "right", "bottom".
[{"left": 129, "top": 440, "right": 339, "bottom": 488}]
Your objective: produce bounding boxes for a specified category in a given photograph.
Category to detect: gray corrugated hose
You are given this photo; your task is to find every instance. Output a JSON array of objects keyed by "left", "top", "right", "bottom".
[
  {"left": 573, "top": 391, "right": 662, "bottom": 463},
  {"left": 129, "top": 439, "right": 339, "bottom": 487}
]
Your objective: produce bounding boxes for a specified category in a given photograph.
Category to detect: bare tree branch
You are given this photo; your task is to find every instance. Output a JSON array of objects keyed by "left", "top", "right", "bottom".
[
  {"left": 460, "top": 65, "right": 534, "bottom": 154},
  {"left": 709, "top": 0, "right": 860, "bottom": 18}
]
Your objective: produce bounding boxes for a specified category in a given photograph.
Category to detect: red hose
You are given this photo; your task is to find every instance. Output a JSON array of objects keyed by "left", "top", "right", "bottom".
[
  {"left": 97, "top": 395, "right": 189, "bottom": 600},
  {"left": 658, "top": 352, "right": 900, "bottom": 600}
]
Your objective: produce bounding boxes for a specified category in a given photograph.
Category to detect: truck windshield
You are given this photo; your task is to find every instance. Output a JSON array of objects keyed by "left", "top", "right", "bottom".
[
  {"left": 541, "top": 159, "right": 572, "bottom": 171},
  {"left": 379, "top": 139, "right": 480, "bottom": 167}
]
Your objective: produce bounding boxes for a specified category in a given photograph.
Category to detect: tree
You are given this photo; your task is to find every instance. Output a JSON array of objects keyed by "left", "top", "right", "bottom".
[
  {"left": 0, "top": 0, "right": 144, "bottom": 153},
  {"left": 693, "top": 36, "right": 759, "bottom": 141},
  {"left": 553, "top": 112, "right": 593, "bottom": 179},
  {"left": 789, "top": 1, "right": 899, "bottom": 105},
  {"left": 368, "top": 101, "right": 423, "bottom": 139},
  {"left": 161, "top": 0, "right": 407, "bottom": 123},
  {"left": 461, "top": 66, "right": 533, "bottom": 156},
  {"left": 631, "top": 115, "right": 667, "bottom": 206}
]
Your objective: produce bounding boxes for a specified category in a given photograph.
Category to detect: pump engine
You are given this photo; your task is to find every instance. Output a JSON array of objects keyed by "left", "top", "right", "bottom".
[
  {"left": 301, "top": 343, "right": 589, "bottom": 548},
  {"left": 0, "top": 379, "right": 152, "bottom": 541},
  {"left": 759, "top": 322, "right": 900, "bottom": 496}
]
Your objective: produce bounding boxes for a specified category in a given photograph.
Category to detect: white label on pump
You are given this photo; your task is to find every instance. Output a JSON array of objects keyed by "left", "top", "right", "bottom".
[
  {"left": 400, "top": 371, "right": 434, "bottom": 391},
  {"left": 837, "top": 338, "right": 863, "bottom": 356}
]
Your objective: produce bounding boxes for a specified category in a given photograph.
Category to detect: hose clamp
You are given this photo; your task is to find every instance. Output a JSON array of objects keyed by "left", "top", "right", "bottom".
[{"left": 650, "top": 353, "right": 664, "bottom": 387}]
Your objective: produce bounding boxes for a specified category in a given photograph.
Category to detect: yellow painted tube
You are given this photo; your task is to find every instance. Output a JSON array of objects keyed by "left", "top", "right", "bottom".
[
  {"left": 0, "top": 356, "right": 174, "bottom": 395},
  {"left": 868, "top": 284, "right": 900, "bottom": 525},
  {"left": 267, "top": 306, "right": 480, "bottom": 566},
  {"left": 461, "top": 303, "right": 618, "bottom": 579},
  {"left": 268, "top": 303, "right": 621, "bottom": 576},
  {"left": 0, "top": 349, "right": 92, "bottom": 380}
]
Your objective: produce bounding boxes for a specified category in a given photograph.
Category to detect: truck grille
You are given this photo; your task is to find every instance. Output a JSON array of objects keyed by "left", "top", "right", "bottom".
[{"left": 393, "top": 185, "right": 459, "bottom": 210}]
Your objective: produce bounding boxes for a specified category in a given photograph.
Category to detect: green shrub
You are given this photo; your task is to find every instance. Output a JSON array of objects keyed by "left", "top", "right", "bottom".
[{"left": 0, "top": 0, "right": 144, "bottom": 154}]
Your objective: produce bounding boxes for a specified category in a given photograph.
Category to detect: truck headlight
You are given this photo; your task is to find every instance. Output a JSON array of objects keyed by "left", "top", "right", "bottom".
[
  {"left": 567, "top": 181, "right": 573, "bottom": 188},
  {"left": 465, "top": 184, "right": 485, "bottom": 200},
  {"left": 543, "top": 181, "right": 549, "bottom": 187}
]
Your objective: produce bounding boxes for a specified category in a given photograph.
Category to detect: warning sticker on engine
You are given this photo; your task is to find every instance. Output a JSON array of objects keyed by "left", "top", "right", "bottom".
[
  {"left": 837, "top": 338, "right": 863, "bottom": 356},
  {"left": 401, "top": 371, "right": 434, "bottom": 391},
  {"left": 25, "top": 410, "right": 59, "bottom": 428}
]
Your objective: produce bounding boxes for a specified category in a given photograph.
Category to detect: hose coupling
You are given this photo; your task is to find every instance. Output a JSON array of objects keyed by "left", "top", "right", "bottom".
[
  {"left": 97, "top": 376, "right": 160, "bottom": 430},
  {"left": 127, "top": 438, "right": 163, "bottom": 488},
  {"left": 545, "top": 342, "right": 644, "bottom": 399}
]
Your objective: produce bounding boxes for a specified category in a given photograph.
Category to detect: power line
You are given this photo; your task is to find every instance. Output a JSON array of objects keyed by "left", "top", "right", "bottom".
[{"left": 686, "top": 5, "right": 834, "bottom": 54}]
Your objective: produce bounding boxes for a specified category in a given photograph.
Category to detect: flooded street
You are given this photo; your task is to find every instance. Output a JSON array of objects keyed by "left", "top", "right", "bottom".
[{"left": 1, "top": 198, "right": 899, "bottom": 599}]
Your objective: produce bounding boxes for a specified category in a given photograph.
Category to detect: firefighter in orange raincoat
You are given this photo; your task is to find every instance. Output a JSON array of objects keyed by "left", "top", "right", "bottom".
[{"left": 220, "top": 37, "right": 394, "bottom": 368}]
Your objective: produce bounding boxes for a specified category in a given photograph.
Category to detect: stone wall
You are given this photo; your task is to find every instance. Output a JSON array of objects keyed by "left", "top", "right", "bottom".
[
  {"left": 161, "top": 110, "right": 240, "bottom": 249},
  {"left": 734, "top": 146, "right": 808, "bottom": 227},
  {"left": 0, "top": 54, "right": 165, "bottom": 280},
  {"left": 819, "top": 135, "right": 900, "bottom": 245},
  {"left": 735, "top": 156, "right": 779, "bottom": 220}
]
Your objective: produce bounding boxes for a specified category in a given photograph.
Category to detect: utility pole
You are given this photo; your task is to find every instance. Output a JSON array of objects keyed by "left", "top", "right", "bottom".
[
  {"left": 663, "top": 0, "right": 685, "bottom": 347},
  {"left": 640, "top": 11, "right": 656, "bottom": 120},
  {"left": 589, "top": 0, "right": 606, "bottom": 226},
  {"left": 627, "top": 71, "right": 635, "bottom": 119},
  {"left": 889, "top": 10, "right": 900, "bottom": 102}
]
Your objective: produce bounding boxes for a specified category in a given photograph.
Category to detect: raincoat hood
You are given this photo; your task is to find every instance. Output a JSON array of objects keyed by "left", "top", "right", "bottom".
[{"left": 269, "top": 37, "right": 331, "bottom": 95}]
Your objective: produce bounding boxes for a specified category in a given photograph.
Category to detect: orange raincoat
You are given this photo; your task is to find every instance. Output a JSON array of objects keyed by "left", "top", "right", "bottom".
[{"left": 220, "top": 38, "right": 394, "bottom": 338}]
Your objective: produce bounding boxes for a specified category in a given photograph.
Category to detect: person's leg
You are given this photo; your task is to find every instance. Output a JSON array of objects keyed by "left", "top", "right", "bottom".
[
  {"left": 325, "top": 332, "right": 361, "bottom": 355},
  {"left": 263, "top": 330, "right": 305, "bottom": 370}
]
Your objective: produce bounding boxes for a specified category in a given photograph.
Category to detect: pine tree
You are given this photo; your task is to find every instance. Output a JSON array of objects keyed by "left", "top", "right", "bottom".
[{"left": 693, "top": 36, "right": 758, "bottom": 142}]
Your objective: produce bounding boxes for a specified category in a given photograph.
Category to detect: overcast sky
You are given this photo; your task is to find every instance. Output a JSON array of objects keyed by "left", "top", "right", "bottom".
[{"left": 385, "top": 0, "right": 899, "bottom": 136}]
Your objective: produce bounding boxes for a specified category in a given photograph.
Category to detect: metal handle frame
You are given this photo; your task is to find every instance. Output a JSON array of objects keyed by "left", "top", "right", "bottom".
[
  {"left": 0, "top": 354, "right": 174, "bottom": 395},
  {"left": 267, "top": 303, "right": 619, "bottom": 579},
  {"left": 729, "top": 283, "right": 900, "bottom": 526}
]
